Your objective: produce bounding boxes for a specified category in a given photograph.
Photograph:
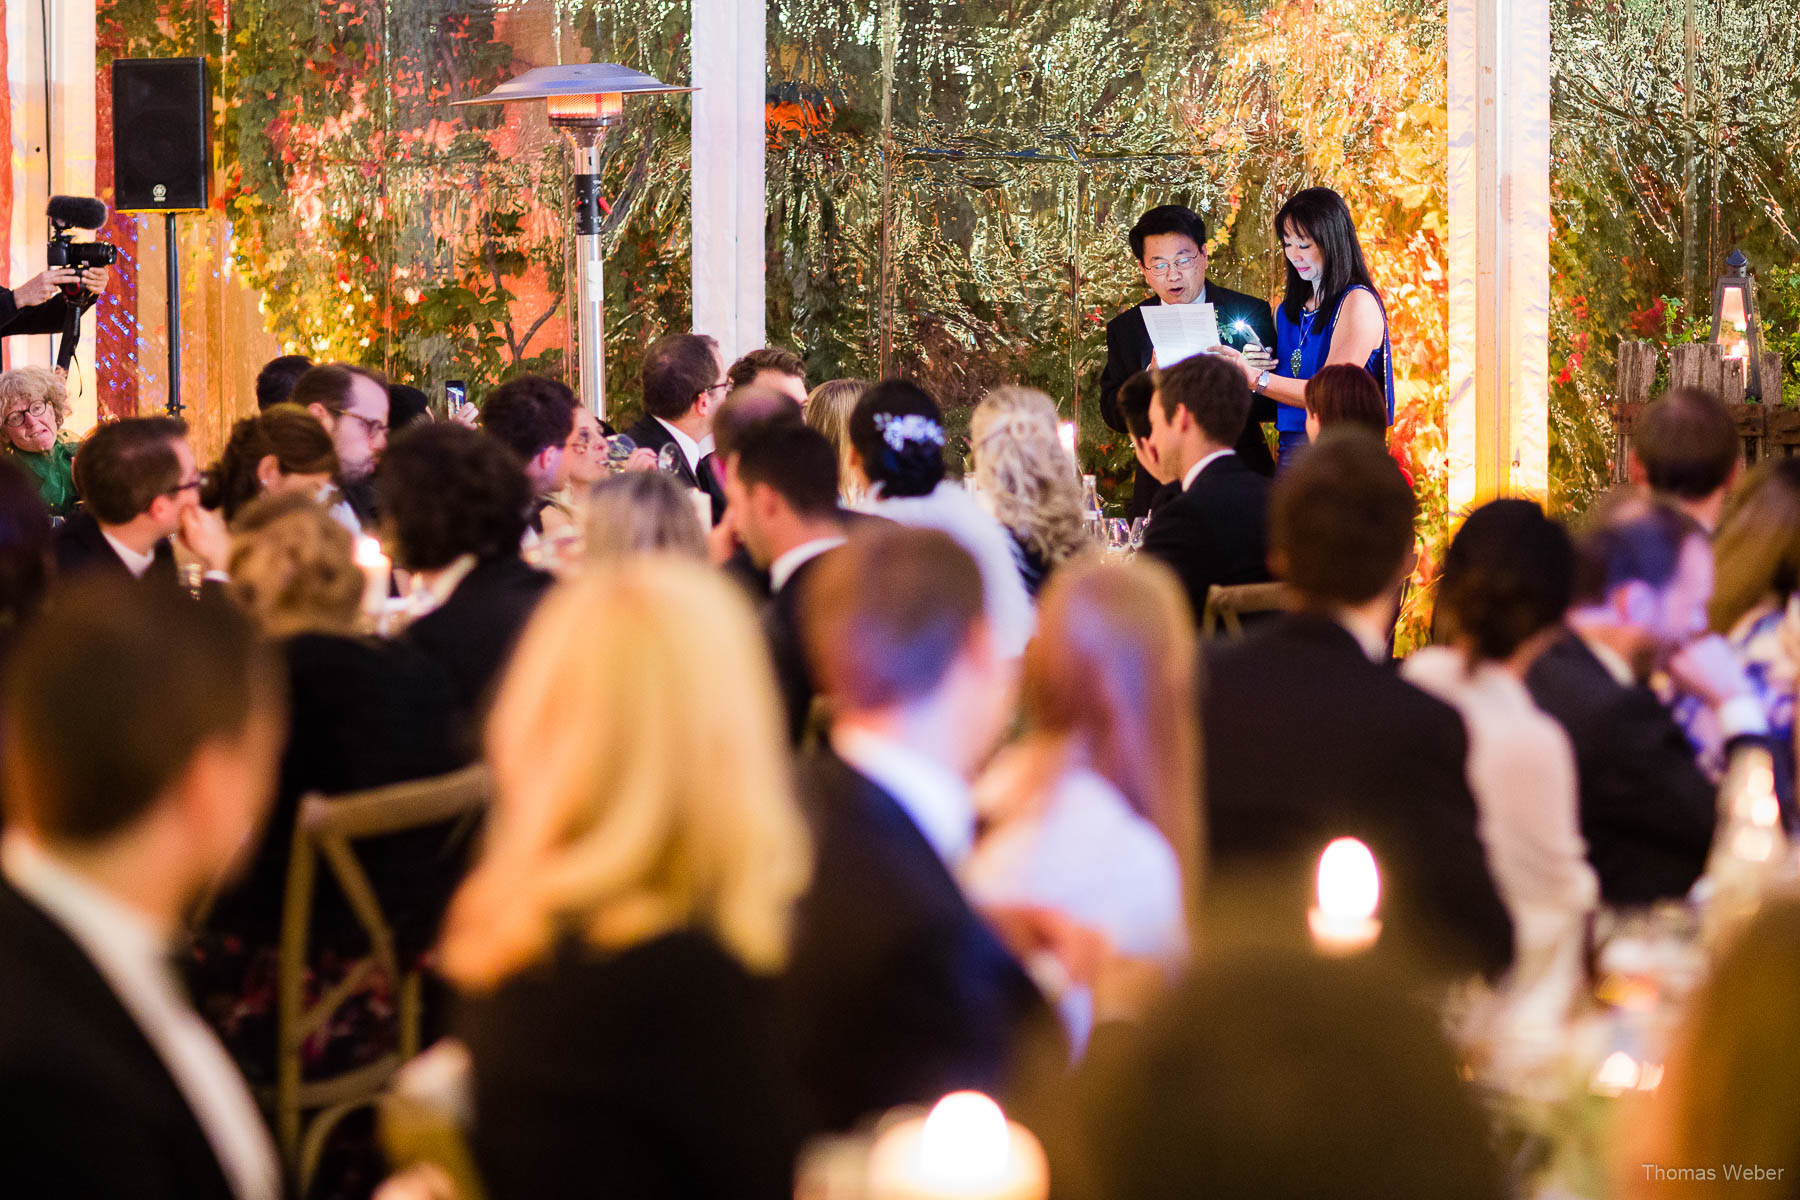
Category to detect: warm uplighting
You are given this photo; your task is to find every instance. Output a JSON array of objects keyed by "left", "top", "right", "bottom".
[
  {"left": 1308, "top": 837, "right": 1382, "bottom": 954},
  {"left": 868, "top": 1091, "right": 1050, "bottom": 1200}
]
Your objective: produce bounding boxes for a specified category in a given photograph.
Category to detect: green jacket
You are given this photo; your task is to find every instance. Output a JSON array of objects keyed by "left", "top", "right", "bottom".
[{"left": 8, "top": 438, "right": 78, "bottom": 517}]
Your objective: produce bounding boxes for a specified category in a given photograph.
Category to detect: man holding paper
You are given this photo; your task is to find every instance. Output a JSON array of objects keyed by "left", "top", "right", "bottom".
[{"left": 1098, "top": 205, "right": 1278, "bottom": 515}]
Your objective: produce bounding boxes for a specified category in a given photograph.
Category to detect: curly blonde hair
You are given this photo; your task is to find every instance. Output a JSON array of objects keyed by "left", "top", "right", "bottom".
[
  {"left": 0, "top": 366, "right": 70, "bottom": 432},
  {"left": 971, "top": 386, "right": 1089, "bottom": 567},
  {"left": 226, "top": 491, "right": 363, "bottom": 637}
]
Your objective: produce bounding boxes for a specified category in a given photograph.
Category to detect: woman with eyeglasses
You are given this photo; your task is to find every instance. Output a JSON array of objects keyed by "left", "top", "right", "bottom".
[
  {"left": 1210, "top": 187, "right": 1393, "bottom": 470},
  {"left": 0, "top": 366, "right": 79, "bottom": 518}
]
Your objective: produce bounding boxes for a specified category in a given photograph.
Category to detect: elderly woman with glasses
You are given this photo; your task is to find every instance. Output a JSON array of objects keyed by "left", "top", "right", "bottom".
[{"left": 0, "top": 366, "right": 79, "bottom": 517}]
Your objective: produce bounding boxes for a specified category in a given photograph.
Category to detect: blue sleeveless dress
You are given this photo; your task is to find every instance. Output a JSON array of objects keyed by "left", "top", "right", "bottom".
[{"left": 1272, "top": 284, "right": 1394, "bottom": 468}]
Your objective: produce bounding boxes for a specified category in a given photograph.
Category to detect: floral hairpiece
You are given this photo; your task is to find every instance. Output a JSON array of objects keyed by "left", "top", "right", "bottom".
[{"left": 873, "top": 412, "right": 946, "bottom": 453}]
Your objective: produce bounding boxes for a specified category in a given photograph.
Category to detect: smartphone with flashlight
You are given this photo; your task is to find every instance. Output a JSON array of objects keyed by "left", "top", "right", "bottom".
[{"left": 443, "top": 379, "right": 467, "bottom": 419}]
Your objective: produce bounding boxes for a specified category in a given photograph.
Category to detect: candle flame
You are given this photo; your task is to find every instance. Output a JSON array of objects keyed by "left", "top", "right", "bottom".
[
  {"left": 354, "top": 535, "right": 388, "bottom": 568},
  {"left": 1316, "top": 837, "right": 1380, "bottom": 922},
  {"left": 1593, "top": 1050, "right": 1641, "bottom": 1094},
  {"left": 919, "top": 1091, "right": 1012, "bottom": 1188}
]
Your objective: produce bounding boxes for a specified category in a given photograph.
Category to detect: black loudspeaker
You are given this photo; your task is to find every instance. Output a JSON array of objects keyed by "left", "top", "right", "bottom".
[{"left": 112, "top": 58, "right": 210, "bottom": 213}]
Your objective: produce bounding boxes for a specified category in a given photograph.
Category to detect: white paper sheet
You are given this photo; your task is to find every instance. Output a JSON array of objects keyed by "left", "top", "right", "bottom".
[{"left": 1141, "top": 301, "right": 1221, "bottom": 366}]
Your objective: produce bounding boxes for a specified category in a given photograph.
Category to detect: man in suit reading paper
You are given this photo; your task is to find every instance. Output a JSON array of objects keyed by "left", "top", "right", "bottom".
[{"left": 1098, "top": 205, "right": 1278, "bottom": 515}]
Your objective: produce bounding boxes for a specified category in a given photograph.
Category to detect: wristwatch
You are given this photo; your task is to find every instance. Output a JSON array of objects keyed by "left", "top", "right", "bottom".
[{"left": 1255, "top": 370, "right": 1272, "bottom": 394}]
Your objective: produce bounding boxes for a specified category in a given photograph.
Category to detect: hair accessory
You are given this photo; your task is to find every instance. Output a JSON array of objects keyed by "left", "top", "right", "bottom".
[{"left": 873, "top": 412, "right": 945, "bottom": 453}]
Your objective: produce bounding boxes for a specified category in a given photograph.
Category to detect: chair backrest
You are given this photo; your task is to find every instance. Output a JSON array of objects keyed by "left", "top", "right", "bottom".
[
  {"left": 1202, "top": 582, "right": 1293, "bottom": 638},
  {"left": 275, "top": 763, "right": 490, "bottom": 1188}
]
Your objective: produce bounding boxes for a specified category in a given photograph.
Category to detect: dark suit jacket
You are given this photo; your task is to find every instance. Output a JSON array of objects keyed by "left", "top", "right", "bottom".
[
  {"left": 205, "top": 633, "right": 471, "bottom": 958},
  {"left": 403, "top": 554, "right": 554, "bottom": 730},
  {"left": 621, "top": 413, "right": 728, "bottom": 524},
  {"left": 53, "top": 509, "right": 179, "bottom": 584},
  {"left": 778, "top": 750, "right": 1055, "bottom": 1134},
  {"left": 766, "top": 551, "right": 837, "bottom": 745},
  {"left": 1525, "top": 632, "right": 1724, "bottom": 905},
  {"left": 0, "top": 878, "right": 242, "bottom": 1200},
  {"left": 1202, "top": 614, "right": 1515, "bottom": 978},
  {"left": 1140, "top": 453, "right": 1272, "bottom": 625},
  {"left": 456, "top": 931, "right": 805, "bottom": 1200},
  {"left": 1098, "top": 284, "right": 1279, "bottom": 515}
]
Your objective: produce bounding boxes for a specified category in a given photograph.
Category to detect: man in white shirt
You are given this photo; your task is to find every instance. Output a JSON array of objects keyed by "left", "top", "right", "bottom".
[
  {"left": 52, "top": 415, "right": 230, "bottom": 584},
  {"left": 723, "top": 419, "right": 848, "bottom": 742},
  {"left": 0, "top": 578, "right": 285, "bottom": 1199},
  {"left": 621, "top": 332, "right": 729, "bottom": 520},
  {"left": 1139, "top": 353, "right": 1273, "bottom": 624}
]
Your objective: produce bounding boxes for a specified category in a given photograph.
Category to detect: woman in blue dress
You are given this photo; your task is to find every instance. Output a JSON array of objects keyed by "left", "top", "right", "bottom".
[{"left": 1212, "top": 187, "right": 1393, "bottom": 469}]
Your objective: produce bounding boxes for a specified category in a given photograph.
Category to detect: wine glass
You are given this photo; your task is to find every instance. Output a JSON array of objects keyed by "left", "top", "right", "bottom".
[
  {"left": 657, "top": 442, "right": 685, "bottom": 476},
  {"left": 1105, "top": 518, "right": 1133, "bottom": 557},
  {"left": 604, "top": 434, "right": 638, "bottom": 473},
  {"left": 1129, "top": 517, "right": 1147, "bottom": 553}
]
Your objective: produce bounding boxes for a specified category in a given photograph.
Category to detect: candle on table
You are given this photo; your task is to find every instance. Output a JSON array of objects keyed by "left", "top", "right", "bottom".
[
  {"left": 1058, "top": 420, "right": 1077, "bottom": 464},
  {"left": 354, "top": 534, "right": 391, "bottom": 624},
  {"left": 867, "top": 1091, "right": 1049, "bottom": 1200},
  {"left": 1308, "top": 836, "right": 1382, "bottom": 955}
]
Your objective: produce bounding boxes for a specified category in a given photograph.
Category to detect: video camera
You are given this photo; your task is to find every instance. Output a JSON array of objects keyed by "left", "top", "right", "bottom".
[{"left": 47, "top": 196, "right": 119, "bottom": 276}]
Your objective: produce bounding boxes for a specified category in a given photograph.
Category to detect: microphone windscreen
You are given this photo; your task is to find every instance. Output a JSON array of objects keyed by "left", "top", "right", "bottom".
[{"left": 46, "top": 195, "right": 109, "bottom": 228}]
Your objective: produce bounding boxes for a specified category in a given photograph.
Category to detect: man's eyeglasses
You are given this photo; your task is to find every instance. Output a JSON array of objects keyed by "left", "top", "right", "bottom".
[
  {"left": 1145, "top": 254, "right": 1201, "bottom": 277},
  {"left": 341, "top": 410, "right": 389, "bottom": 439},
  {"left": 165, "top": 476, "right": 204, "bottom": 498},
  {"left": 2, "top": 399, "right": 52, "bottom": 428},
  {"left": 704, "top": 382, "right": 730, "bottom": 397}
]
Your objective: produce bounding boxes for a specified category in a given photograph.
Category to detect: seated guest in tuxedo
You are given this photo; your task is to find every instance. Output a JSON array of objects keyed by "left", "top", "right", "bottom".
[
  {"left": 583, "top": 471, "right": 709, "bottom": 563},
  {"left": 477, "top": 374, "right": 579, "bottom": 534},
  {"left": 708, "top": 383, "right": 808, "bottom": 599},
  {"left": 203, "top": 491, "right": 465, "bottom": 960},
  {"left": 199, "top": 404, "right": 338, "bottom": 523},
  {"left": 1114, "top": 369, "right": 1180, "bottom": 516},
  {"left": 806, "top": 378, "right": 872, "bottom": 505},
  {"left": 379, "top": 423, "right": 552, "bottom": 728},
  {"left": 290, "top": 361, "right": 391, "bottom": 529},
  {"left": 254, "top": 353, "right": 313, "bottom": 411},
  {"left": 966, "top": 558, "right": 1194, "bottom": 1055},
  {"left": 443, "top": 558, "right": 810, "bottom": 1200},
  {"left": 1402, "top": 501, "right": 1597, "bottom": 1022},
  {"left": 1526, "top": 496, "right": 1769, "bottom": 905},
  {"left": 1098, "top": 204, "right": 1277, "bottom": 517},
  {"left": 727, "top": 346, "right": 809, "bottom": 407},
  {"left": 1072, "top": 947, "right": 1505, "bottom": 1200},
  {"left": 621, "top": 332, "right": 729, "bottom": 519},
  {"left": 784, "top": 526, "right": 1056, "bottom": 1132},
  {"left": 969, "top": 387, "right": 1091, "bottom": 597},
  {"left": 55, "top": 415, "right": 232, "bottom": 586},
  {"left": 0, "top": 578, "right": 284, "bottom": 1200},
  {"left": 849, "top": 380, "right": 1036, "bottom": 660},
  {"left": 724, "top": 420, "right": 849, "bottom": 743},
  {"left": 1628, "top": 386, "right": 1740, "bottom": 533},
  {"left": 1202, "top": 430, "right": 1513, "bottom": 978},
  {"left": 1139, "top": 353, "right": 1273, "bottom": 624}
]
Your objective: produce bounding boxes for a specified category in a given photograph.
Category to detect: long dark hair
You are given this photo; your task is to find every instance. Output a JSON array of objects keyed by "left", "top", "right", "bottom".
[{"left": 1275, "top": 187, "right": 1378, "bottom": 324}]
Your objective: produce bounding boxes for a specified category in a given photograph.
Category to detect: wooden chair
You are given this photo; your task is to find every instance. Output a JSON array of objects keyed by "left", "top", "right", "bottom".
[
  {"left": 1201, "top": 582, "right": 1293, "bottom": 638},
  {"left": 274, "top": 764, "right": 489, "bottom": 1193}
]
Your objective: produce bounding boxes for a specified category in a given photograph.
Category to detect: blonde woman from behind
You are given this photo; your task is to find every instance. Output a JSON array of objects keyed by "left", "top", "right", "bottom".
[
  {"left": 970, "top": 386, "right": 1092, "bottom": 597},
  {"left": 963, "top": 556, "right": 1197, "bottom": 1055},
  {"left": 440, "top": 557, "right": 812, "bottom": 1200}
]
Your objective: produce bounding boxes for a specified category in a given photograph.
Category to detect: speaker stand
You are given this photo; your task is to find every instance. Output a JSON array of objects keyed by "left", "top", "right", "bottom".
[{"left": 164, "top": 213, "right": 182, "bottom": 417}]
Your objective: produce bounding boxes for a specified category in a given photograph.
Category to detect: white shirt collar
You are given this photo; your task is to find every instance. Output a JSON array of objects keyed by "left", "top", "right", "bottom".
[
  {"left": 1181, "top": 448, "right": 1235, "bottom": 492},
  {"left": 1336, "top": 608, "right": 1391, "bottom": 662},
  {"left": 770, "top": 535, "right": 847, "bottom": 593},
  {"left": 653, "top": 417, "right": 714, "bottom": 474},
  {"left": 833, "top": 726, "right": 976, "bottom": 867},
  {"left": 101, "top": 529, "right": 158, "bottom": 578},
  {"left": 409, "top": 553, "right": 479, "bottom": 620},
  {"left": 1577, "top": 631, "right": 1638, "bottom": 688},
  {"left": 1, "top": 834, "right": 281, "bottom": 1200}
]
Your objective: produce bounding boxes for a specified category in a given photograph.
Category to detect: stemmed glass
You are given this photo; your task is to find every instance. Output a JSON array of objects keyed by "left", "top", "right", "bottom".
[
  {"left": 604, "top": 434, "right": 638, "bottom": 473},
  {"left": 657, "top": 442, "right": 686, "bottom": 477},
  {"left": 1129, "top": 517, "right": 1147, "bottom": 553}
]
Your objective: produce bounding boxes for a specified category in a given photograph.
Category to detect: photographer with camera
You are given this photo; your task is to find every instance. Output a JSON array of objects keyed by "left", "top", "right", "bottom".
[{"left": 0, "top": 263, "right": 110, "bottom": 339}]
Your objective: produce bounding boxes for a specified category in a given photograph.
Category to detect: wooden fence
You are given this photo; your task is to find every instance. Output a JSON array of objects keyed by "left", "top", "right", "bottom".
[{"left": 1611, "top": 341, "right": 1794, "bottom": 482}]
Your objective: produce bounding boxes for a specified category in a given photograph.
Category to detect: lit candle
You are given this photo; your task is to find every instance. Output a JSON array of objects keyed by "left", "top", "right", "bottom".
[
  {"left": 354, "top": 534, "right": 391, "bottom": 625},
  {"left": 1058, "top": 420, "right": 1077, "bottom": 463},
  {"left": 1308, "top": 837, "right": 1382, "bottom": 955},
  {"left": 867, "top": 1091, "right": 1049, "bottom": 1200}
]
